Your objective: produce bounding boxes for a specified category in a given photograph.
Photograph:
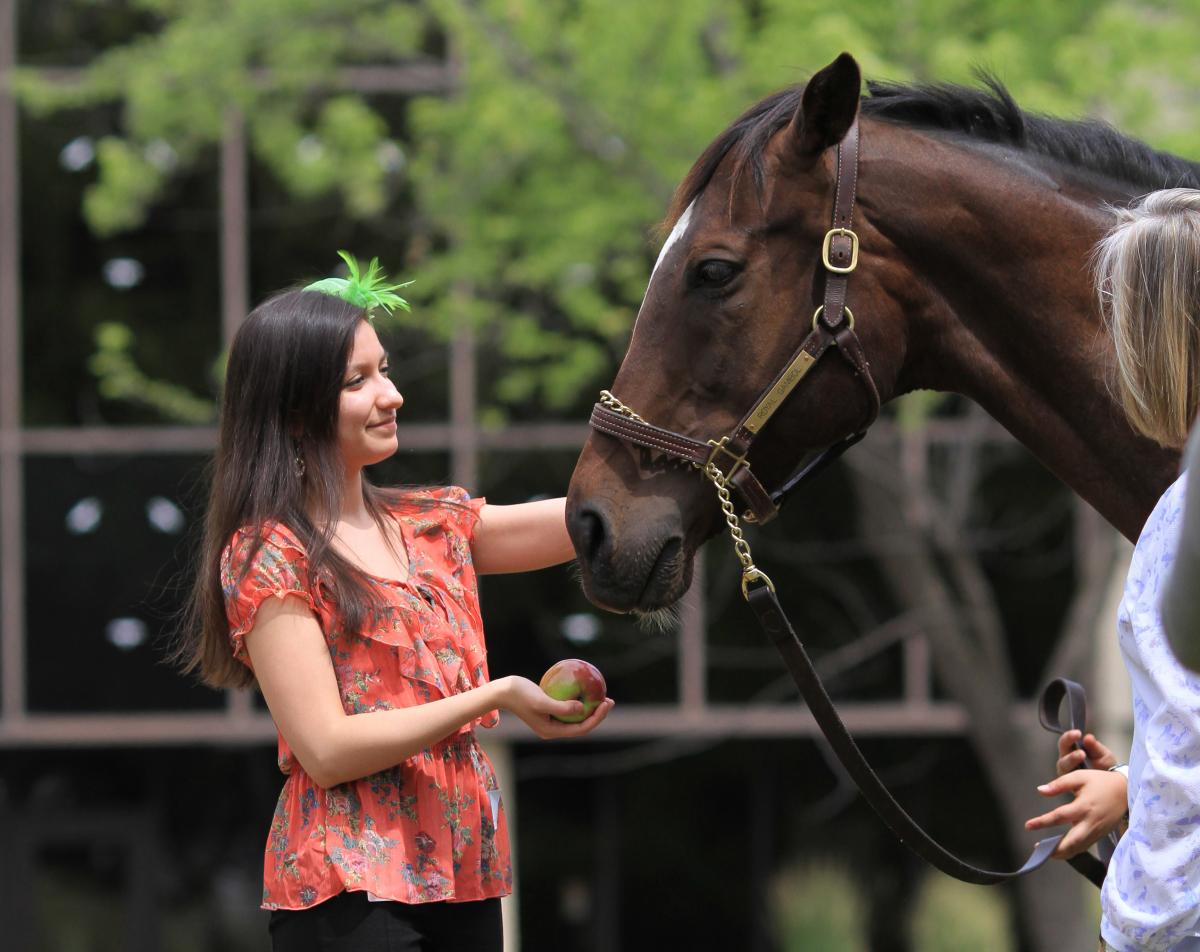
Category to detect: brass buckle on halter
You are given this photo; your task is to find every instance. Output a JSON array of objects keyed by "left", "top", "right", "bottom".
[
  {"left": 822, "top": 227, "right": 859, "bottom": 273},
  {"left": 705, "top": 437, "right": 749, "bottom": 486}
]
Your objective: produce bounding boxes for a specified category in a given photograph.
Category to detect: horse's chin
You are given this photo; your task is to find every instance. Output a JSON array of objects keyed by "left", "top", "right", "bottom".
[
  {"left": 578, "top": 546, "right": 694, "bottom": 615},
  {"left": 632, "top": 602, "right": 683, "bottom": 634}
]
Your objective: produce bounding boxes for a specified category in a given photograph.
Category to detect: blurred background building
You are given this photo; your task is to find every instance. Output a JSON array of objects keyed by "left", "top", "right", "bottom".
[{"left": 1, "top": 2, "right": 1197, "bottom": 950}]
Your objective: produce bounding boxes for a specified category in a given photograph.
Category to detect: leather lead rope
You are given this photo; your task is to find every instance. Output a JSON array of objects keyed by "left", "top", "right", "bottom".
[{"left": 748, "top": 585, "right": 1108, "bottom": 888}]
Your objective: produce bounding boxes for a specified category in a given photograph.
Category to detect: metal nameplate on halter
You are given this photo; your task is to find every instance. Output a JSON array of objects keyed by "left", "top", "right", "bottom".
[
  {"left": 744, "top": 351, "right": 817, "bottom": 434},
  {"left": 705, "top": 437, "right": 749, "bottom": 483},
  {"left": 822, "top": 227, "right": 859, "bottom": 273}
]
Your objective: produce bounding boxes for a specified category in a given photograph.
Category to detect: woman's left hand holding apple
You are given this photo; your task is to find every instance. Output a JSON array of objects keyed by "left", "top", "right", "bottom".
[{"left": 490, "top": 675, "right": 615, "bottom": 739}]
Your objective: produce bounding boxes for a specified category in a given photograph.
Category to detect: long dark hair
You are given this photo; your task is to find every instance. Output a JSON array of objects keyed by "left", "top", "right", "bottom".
[{"left": 175, "top": 289, "right": 408, "bottom": 689}]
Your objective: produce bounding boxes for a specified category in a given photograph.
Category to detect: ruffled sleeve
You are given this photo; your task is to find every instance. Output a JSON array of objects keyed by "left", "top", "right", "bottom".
[
  {"left": 404, "top": 486, "right": 485, "bottom": 547},
  {"left": 220, "top": 523, "right": 319, "bottom": 669},
  {"left": 440, "top": 485, "right": 486, "bottom": 543}
]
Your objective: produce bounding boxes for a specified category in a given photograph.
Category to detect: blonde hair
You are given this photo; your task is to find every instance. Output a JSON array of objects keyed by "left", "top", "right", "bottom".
[{"left": 1096, "top": 188, "right": 1200, "bottom": 447}]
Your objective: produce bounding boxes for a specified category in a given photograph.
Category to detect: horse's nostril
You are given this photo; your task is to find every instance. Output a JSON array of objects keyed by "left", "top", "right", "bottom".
[{"left": 575, "top": 505, "right": 609, "bottom": 565}]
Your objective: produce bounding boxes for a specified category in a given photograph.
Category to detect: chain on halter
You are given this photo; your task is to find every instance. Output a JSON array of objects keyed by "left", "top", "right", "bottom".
[{"left": 598, "top": 390, "right": 775, "bottom": 600}]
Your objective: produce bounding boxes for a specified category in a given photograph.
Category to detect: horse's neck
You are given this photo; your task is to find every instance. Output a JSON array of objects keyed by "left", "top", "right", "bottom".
[{"left": 873, "top": 136, "right": 1178, "bottom": 541}]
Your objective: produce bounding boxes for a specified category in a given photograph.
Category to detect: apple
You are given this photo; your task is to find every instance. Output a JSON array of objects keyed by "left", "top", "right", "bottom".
[{"left": 539, "top": 658, "right": 607, "bottom": 723}]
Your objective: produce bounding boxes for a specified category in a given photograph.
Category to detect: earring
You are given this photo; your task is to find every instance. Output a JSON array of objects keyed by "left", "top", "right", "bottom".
[{"left": 293, "top": 444, "right": 306, "bottom": 478}]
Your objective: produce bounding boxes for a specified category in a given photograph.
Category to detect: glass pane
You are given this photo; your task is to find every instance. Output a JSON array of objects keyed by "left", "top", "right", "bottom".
[
  {"left": 24, "top": 454, "right": 222, "bottom": 712},
  {"left": 17, "top": 1, "right": 162, "bottom": 67},
  {"left": 20, "top": 106, "right": 221, "bottom": 426},
  {"left": 478, "top": 449, "right": 677, "bottom": 706}
]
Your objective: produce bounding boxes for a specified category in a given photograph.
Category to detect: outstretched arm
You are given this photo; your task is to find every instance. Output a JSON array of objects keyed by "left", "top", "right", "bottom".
[
  {"left": 472, "top": 497, "right": 575, "bottom": 574},
  {"left": 245, "top": 594, "right": 613, "bottom": 788}
]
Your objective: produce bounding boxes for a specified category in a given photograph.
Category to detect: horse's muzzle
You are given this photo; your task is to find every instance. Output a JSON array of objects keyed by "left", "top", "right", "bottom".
[{"left": 566, "top": 497, "right": 690, "bottom": 612}]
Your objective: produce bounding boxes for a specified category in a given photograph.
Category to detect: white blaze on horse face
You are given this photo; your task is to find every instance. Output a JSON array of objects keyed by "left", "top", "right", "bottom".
[
  {"left": 651, "top": 201, "right": 695, "bottom": 281},
  {"left": 631, "top": 200, "right": 696, "bottom": 341}
]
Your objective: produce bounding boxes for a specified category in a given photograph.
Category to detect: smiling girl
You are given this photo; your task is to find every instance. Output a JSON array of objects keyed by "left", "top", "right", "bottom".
[{"left": 175, "top": 255, "right": 613, "bottom": 951}]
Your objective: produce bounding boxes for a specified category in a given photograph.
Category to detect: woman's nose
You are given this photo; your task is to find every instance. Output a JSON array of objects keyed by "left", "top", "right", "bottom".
[{"left": 382, "top": 380, "right": 404, "bottom": 409}]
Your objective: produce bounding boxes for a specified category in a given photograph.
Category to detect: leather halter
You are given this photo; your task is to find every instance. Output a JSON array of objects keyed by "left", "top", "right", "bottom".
[{"left": 590, "top": 116, "right": 881, "bottom": 525}]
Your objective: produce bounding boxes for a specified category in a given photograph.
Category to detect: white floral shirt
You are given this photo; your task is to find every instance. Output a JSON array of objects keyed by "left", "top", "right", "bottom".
[{"left": 1102, "top": 473, "right": 1200, "bottom": 952}]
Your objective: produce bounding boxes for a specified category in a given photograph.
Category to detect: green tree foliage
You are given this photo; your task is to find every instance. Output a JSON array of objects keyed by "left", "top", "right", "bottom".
[
  {"left": 16, "top": 0, "right": 1200, "bottom": 419},
  {"left": 16, "top": 0, "right": 425, "bottom": 234}
]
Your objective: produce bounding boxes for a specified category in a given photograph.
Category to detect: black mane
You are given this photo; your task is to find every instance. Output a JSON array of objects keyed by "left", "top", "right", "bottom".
[
  {"left": 666, "top": 75, "right": 1200, "bottom": 226},
  {"left": 863, "top": 76, "right": 1200, "bottom": 191}
]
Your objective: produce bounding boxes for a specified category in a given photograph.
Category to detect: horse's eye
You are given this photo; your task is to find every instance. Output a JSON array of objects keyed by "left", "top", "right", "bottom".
[{"left": 696, "top": 260, "right": 739, "bottom": 288}]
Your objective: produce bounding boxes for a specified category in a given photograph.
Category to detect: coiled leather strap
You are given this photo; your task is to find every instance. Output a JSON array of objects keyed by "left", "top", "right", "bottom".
[{"left": 748, "top": 586, "right": 1108, "bottom": 887}]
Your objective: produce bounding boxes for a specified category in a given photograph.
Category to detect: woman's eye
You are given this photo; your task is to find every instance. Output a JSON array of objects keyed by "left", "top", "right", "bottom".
[
  {"left": 344, "top": 376, "right": 364, "bottom": 388},
  {"left": 696, "top": 260, "right": 739, "bottom": 288},
  {"left": 380, "top": 365, "right": 391, "bottom": 377}
]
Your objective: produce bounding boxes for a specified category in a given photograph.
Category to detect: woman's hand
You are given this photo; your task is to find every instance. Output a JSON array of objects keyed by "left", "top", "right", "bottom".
[
  {"left": 492, "top": 675, "right": 615, "bottom": 739},
  {"left": 1024, "top": 767, "right": 1128, "bottom": 858},
  {"left": 1054, "top": 729, "right": 1119, "bottom": 774}
]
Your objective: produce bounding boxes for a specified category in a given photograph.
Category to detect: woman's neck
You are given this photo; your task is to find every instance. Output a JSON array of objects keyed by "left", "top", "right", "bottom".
[{"left": 337, "top": 468, "right": 371, "bottom": 526}]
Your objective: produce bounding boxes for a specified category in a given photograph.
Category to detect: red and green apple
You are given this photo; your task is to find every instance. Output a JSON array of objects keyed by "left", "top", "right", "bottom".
[{"left": 539, "top": 658, "right": 607, "bottom": 723}]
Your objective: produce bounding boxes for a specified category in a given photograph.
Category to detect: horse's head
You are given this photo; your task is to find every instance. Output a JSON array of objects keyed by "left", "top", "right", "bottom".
[{"left": 567, "top": 53, "right": 917, "bottom": 612}]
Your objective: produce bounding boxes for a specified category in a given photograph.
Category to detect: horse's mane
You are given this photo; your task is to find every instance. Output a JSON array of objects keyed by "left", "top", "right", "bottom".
[{"left": 664, "top": 74, "right": 1200, "bottom": 230}]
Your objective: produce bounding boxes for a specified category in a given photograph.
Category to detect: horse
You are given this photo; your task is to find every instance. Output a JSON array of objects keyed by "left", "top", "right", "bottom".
[{"left": 565, "top": 52, "right": 1190, "bottom": 615}]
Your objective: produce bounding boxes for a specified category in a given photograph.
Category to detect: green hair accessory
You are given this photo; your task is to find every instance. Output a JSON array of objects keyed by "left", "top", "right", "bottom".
[{"left": 304, "top": 250, "right": 413, "bottom": 318}]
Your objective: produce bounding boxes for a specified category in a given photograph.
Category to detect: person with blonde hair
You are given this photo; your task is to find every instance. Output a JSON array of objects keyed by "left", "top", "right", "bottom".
[{"left": 1025, "top": 189, "right": 1200, "bottom": 951}]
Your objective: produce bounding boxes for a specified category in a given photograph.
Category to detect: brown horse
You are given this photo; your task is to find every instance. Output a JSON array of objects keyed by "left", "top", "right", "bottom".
[{"left": 566, "top": 52, "right": 1188, "bottom": 613}]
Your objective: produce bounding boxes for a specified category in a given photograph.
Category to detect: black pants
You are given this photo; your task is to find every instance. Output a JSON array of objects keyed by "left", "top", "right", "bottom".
[{"left": 269, "top": 891, "right": 503, "bottom": 952}]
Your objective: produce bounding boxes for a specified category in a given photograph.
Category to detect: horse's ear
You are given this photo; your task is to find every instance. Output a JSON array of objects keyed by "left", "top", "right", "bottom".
[{"left": 790, "top": 53, "right": 862, "bottom": 161}]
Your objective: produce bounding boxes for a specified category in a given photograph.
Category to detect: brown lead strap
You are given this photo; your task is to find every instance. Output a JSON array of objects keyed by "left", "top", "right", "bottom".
[{"left": 746, "top": 584, "right": 1108, "bottom": 888}]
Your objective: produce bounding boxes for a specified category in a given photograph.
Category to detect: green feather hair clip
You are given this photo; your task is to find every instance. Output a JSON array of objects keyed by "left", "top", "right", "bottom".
[{"left": 304, "top": 250, "right": 413, "bottom": 318}]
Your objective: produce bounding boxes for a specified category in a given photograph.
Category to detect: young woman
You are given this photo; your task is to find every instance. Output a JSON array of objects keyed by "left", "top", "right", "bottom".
[
  {"left": 175, "top": 259, "right": 614, "bottom": 951},
  {"left": 1024, "top": 190, "right": 1200, "bottom": 951}
]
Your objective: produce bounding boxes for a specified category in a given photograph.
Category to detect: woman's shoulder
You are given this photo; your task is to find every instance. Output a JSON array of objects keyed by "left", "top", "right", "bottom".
[
  {"left": 221, "top": 519, "right": 309, "bottom": 580},
  {"left": 227, "top": 519, "right": 306, "bottom": 552},
  {"left": 386, "top": 486, "right": 485, "bottom": 545},
  {"left": 388, "top": 485, "right": 475, "bottom": 509},
  {"left": 386, "top": 486, "right": 482, "bottom": 521},
  {"left": 1123, "top": 472, "right": 1188, "bottom": 614},
  {"left": 1135, "top": 473, "right": 1187, "bottom": 558}
]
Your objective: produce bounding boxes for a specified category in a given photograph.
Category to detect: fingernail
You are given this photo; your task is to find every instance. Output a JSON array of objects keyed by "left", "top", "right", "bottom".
[{"left": 1037, "top": 784, "right": 1050, "bottom": 792}]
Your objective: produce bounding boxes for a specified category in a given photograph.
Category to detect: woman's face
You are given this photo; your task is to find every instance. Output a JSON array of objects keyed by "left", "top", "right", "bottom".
[{"left": 336, "top": 319, "right": 404, "bottom": 471}]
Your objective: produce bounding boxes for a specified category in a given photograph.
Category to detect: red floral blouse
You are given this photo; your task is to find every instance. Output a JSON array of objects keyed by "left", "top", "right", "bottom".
[{"left": 221, "top": 487, "right": 512, "bottom": 911}]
